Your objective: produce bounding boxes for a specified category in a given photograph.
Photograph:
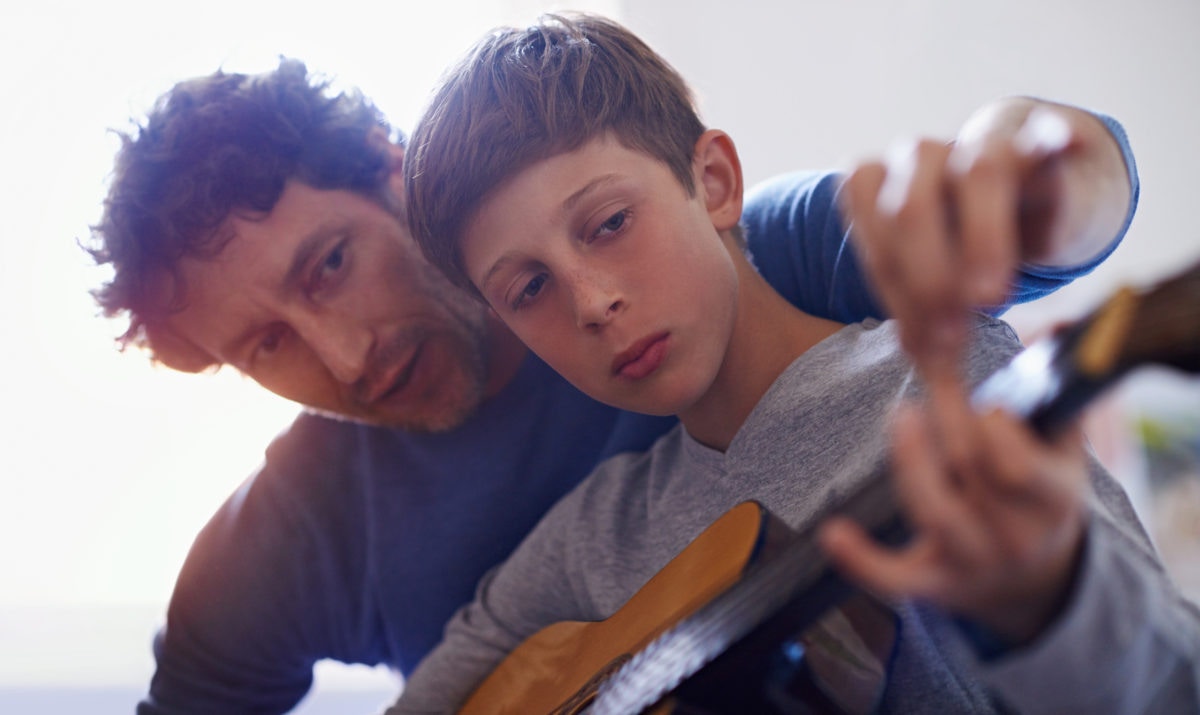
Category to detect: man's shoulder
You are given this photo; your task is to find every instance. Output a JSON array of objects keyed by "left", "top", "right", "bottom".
[
  {"left": 743, "top": 170, "right": 839, "bottom": 213},
  {"left": 161, "top": 413, "right": 380, "bottom": 650},
  {"left": 262, "top": 410, "right": 363, "bottom": 468},
  {"left": 177, "top": 412, "right": 376, "bottom": 590}
]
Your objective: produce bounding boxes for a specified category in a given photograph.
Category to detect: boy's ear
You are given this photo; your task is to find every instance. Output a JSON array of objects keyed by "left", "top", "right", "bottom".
[{"left": 693, "top": 129, "right": 743, "bottom": 232}]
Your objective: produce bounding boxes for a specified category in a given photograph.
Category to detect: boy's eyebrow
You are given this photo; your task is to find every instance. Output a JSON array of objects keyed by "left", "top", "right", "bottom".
[
  {"left": 478, "top": 174, "right": 623, "bottom": 291},
  {"left": 562, "top": 173, "right": 619, "bottom": 211},
  {"left": 479, "top": 254, "right": 517, "bottom": 293}
]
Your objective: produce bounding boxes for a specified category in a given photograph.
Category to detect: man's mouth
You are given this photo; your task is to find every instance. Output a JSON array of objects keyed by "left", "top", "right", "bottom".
[
  {"left": 363, "top": 342, "right": 426, "bottom": 406},
  {"left": 612, "top": 332, "right": 669, "bottom": 379}
]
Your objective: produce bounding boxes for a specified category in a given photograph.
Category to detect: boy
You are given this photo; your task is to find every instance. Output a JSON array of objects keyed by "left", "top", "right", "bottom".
[{"left": 394, "top": 13, "right": 1199, "bottom": 713}]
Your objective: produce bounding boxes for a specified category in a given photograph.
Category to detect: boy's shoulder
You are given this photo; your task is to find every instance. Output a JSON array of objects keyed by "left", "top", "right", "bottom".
[
  {"left": 558, "top": 424, "right": 694, "bottom": 521},
  {"left": 744, "top": 313, "right": 1022, "bottom": 437}
]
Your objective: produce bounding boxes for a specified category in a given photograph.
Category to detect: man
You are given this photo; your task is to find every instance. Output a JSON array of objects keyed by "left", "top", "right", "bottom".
[{"left": 89, "top": 57, "right": 1136, "bottom": 712}]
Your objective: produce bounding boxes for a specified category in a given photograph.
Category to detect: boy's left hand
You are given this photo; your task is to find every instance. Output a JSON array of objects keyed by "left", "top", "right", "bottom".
[
  {"left": 839, "top": 98, "right": 1131, "bottom": 387},
  {"left": 819, "top": 382, "right": 1090, "bottom": 647}
]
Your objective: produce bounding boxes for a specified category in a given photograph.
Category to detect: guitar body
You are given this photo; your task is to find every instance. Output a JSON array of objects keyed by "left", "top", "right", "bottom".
[
  {"left": 459, "top": 502, "right": 793, "bottom": 715},
  {"left": 591, "top": 472, "right": 906, "bottom": 715},
  {"left": 460, "top": 487, "right": 901, "bottom": 715}
]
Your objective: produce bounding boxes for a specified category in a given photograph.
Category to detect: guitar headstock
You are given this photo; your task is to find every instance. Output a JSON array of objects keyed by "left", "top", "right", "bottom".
[
  {"left": 1079, "top": 257, "right": 1200, "bottom": 376},
  {"left": 974, "top": 256, "right": 1200, "bottom": 437}
]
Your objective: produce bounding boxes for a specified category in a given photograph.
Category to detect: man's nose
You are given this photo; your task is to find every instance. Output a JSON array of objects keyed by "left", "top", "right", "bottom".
[{"left": 293, "top": 312, "right": 374, "bottom": 384}]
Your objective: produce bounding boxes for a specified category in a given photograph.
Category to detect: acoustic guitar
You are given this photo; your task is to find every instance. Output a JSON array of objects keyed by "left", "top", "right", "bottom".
[{"left": 461, "top": 258, "right": 1200, "bottom": 715}]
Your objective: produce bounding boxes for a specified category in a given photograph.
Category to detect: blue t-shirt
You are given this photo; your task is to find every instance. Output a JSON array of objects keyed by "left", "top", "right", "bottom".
[{"left": 139, "top": 124, "right": 1138, "bottom": 713}]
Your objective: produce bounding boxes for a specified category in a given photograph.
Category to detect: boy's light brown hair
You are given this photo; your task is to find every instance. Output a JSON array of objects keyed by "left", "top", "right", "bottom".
[{"left": 405, "top": 13, "right": 707, "bottom": 293}]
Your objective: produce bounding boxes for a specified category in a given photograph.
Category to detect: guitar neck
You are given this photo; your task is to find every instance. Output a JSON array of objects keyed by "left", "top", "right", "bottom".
[{"left": 592, "top": 258, "right": 1200, "bottom": 714}]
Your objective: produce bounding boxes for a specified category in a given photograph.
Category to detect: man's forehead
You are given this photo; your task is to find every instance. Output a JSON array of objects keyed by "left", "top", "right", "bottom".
[
  {"left": 149, "top": 249, "right": 257, "bottom": 370},
  {"left": 153, "top": 212, "right": 304, "bottom": 367},
  {"left": 152, "top": 180, "right": 410, "bottom": 368}
]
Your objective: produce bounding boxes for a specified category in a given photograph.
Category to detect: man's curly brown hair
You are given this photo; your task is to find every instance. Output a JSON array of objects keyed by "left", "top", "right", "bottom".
[{"left": 88, "top": 58, "right": 396, "bottom": 368}]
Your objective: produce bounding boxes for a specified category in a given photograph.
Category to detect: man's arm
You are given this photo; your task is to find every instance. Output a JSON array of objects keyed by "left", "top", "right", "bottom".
[
  {"left": 139, "top": 417, "right": 385, "bottom": 714},
  {"left": 819, "top": 98, "right": 1200, "bottom": 711},
  {"left": 140, "top": 484, "right": 317, "bottom": 713}
]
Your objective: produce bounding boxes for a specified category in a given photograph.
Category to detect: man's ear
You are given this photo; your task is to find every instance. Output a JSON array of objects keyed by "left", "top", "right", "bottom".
[{"left": 693, "top": 129, "right": 743, "bottom": 232}]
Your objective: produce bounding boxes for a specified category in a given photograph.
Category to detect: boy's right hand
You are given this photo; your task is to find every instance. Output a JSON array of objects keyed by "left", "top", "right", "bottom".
[{"left": 819, "top": 382, "right": 1090, "bottom": 648}]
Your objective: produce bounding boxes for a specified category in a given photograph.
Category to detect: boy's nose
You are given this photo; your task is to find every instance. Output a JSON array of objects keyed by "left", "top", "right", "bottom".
[{"left": 571, "top": 273, "right": 625, "bottom": 330}]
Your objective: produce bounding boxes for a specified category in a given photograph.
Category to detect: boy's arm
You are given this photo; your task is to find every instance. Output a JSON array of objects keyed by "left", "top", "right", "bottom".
[
  {"left": 743, "top": 98, "right": 1138, "bottom": 373},
  {"left": 820, "top": 370, "right": 1200, "bottom": 712},
  {"left": 820, "top": 385, "right": 1093, "bottom": 646},
  {"left": 830, "top": 405, "right": 1200, "bottom": 710},
  {"left": 838, "top": 97, "right": 1136, "bottom": 378},
  {"left": 975, "top": 466, "right": 1200, "bottom": 713}
]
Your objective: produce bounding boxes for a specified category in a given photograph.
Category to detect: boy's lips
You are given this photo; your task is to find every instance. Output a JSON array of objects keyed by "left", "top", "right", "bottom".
[{"left": 612, "top": 332, "right": 670, "bottom": 379}]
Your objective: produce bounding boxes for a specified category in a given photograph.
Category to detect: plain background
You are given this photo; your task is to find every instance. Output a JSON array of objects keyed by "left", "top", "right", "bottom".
[{"left": 1, "top": 1, "right": 1196, "bottom": 712}]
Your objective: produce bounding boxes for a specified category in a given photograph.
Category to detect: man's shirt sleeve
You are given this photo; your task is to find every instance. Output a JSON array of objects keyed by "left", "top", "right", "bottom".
[
  {"left": 740, "top": 111, "right": 1140, "bottom": 320},
  {"left": 138, "top": 417, "right": 386, "bottom": 714}
]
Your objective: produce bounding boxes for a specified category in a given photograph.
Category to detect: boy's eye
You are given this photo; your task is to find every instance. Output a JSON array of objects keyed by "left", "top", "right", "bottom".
[
  {"left": 594, "top": 209, "right": 629, "bottom": 240},
  {"left": 511, "top": 273, "right": 547, "bottom": 310}
]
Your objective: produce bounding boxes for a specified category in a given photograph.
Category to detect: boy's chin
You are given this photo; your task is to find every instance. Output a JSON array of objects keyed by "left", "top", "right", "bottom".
[{"left": 609, "top": 389, "right": 706, "bottom": 419}]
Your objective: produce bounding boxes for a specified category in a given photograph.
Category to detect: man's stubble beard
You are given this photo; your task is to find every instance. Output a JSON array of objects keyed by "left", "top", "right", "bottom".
[{"left": 336, "top": 258, "right": 492, "bottom": 434}]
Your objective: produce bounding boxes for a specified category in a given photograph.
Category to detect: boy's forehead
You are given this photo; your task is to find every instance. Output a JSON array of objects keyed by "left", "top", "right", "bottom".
[
  {"left": 462, "top": 136, "right": 680, "bottom": 274},
  {"left": 478, "top": 136, "right": 655, "bottom": 215},
  {"left": 466, "top": 138, "right": 619, "bottom": 231}
]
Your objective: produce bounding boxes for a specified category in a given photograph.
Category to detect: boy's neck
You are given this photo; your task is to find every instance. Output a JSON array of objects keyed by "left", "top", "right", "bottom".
[{"left": 678, "top": 241, "right": 843, "bottom": 451}]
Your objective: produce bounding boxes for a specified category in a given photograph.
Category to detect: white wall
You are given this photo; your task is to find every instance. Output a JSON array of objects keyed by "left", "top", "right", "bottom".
[{"left": 623, "top": 0, "right": 1200, "bottom": 321}]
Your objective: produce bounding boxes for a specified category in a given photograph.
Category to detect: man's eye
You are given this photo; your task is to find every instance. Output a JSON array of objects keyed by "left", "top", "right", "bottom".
[
  {"left": 323, "top": 247, "right": 344, "bottom": 272},
  {"left": 258, "top": 325, "right": 288, "bottom": 357},
  {"left": 312, "top": 243, "right": 347, "bottom": 291}
]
